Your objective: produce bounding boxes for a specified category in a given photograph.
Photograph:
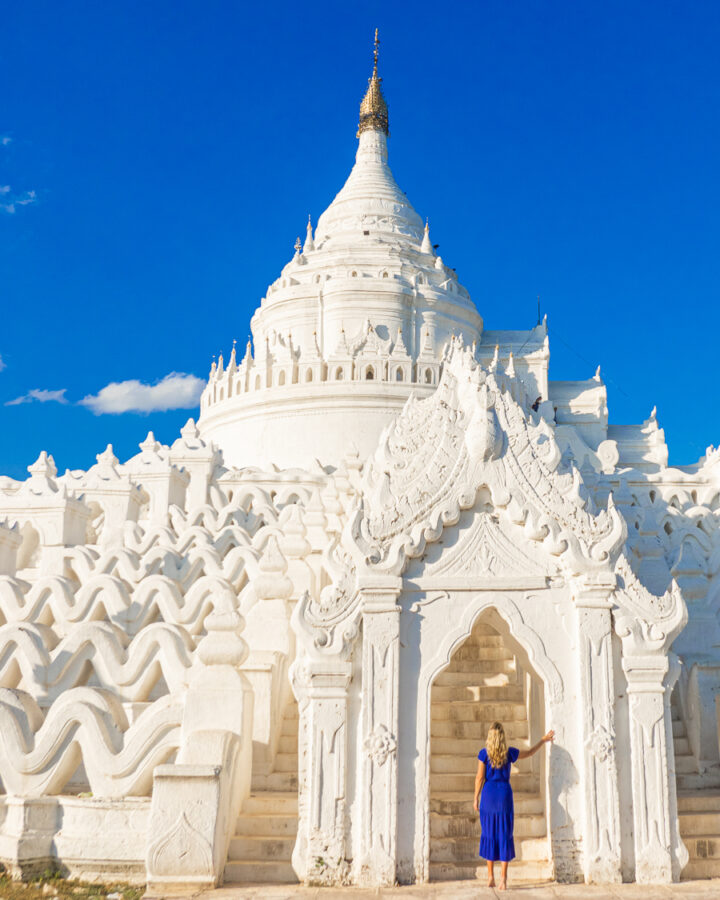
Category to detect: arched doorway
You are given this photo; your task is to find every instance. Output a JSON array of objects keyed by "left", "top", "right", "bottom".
[{"left": 429, "top": 612, "right": 552, "bottom": 883}]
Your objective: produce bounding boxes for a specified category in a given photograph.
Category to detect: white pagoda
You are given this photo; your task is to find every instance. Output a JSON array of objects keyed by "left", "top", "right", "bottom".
[{"left": 0, "top": 33, "right": 719, "bottom": 890}]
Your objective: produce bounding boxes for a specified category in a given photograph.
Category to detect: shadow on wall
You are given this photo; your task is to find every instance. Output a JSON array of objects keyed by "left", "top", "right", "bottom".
[{"left": 548, "top": 743, "right": 581, "bottom": 883}]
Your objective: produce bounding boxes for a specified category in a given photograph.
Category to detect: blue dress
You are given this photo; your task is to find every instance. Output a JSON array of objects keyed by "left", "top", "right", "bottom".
[{"left": 478, "top": 746, "right": 519, "bottom": 862}]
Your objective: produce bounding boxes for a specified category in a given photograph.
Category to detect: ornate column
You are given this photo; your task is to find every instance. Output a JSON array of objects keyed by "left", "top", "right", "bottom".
[
  {"left": 357, "top": 576, "right": 402, "bottom": 886},
  {"left": 290, "top": 588, "right": 357, "bottom": 886},
  {"left": 294, "top": 658, "right": 353, "bottom": 885},
  {"left": 573, "top": 574, "right": 623, "bottom": 883},
  {"left": 614, "top": 557, "right": 688, "bottom": 882},
  {"left": 622, "top": 655, "right": 675, "bottom": 881}
]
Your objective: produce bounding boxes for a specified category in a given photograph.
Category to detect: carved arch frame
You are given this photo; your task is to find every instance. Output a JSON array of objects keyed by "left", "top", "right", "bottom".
[{"left": 404, "top": 586, "right": 566, "bottom": 884}]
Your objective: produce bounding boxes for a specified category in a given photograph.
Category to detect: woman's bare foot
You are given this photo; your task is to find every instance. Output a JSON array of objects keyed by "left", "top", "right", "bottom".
[
  {"left": 487, "top": 876, "right": 496, "bottom": 887},
  {"left": 498, "top": 876, "right": 507, "bottom": 891}
]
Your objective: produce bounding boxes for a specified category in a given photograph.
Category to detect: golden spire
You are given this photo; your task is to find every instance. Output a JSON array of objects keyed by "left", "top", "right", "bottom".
[{"left": 357, "top": 28, "right": 389, "bottom": 137}]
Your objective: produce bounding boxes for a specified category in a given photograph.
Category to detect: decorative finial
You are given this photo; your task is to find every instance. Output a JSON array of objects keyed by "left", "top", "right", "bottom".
[
  {"left": 303, "top": 215, "right": 315, "bottom": 253},
  {"left": 358, "top": 29, "right": 389, "bottom": 137},
  {"left": 294, "top": 236, "right": 302, "bottom": 254},
  {"left": 421, "top": 219, "right": 432, "bottom": 254}
]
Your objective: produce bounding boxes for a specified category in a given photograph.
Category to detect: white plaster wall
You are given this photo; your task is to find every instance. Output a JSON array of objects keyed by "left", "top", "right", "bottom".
[{"left": 199, "top": 382, "right": 436, "bottom": 470}]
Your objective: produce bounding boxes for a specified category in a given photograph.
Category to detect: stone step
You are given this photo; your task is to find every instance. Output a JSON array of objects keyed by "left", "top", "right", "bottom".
[
  {"left": 281, "top": 718, "right": 299, "bottom": 736},
  {"left": 431, "top": 735, "right": 531, "bottom": 756},
  {"left": 681, "top": 858, "right": 720, "bottom": 880},
  {"left": 431, "top": 720, "right": 529, "bottom": 741},
  {"left": 228, "top": 834, "right": 296, "bottom": 861},
  {"left": 676, "top": 755, "right": 700, "bottom": 775},
  {"left": 679, "top": 810, "right": 720, "bottom": 836},
  {"left": 430, "top": 812, "right": 546, "bottom": 839},
  {"left": 453, "top": 645, "right": 516, "bottom": 661},
  {"left": 430, "top": 773, "right": 538, "bottom": 793},
  {"left": 462, "top": 634, "right": 505, "bottom": 647},
  {"left": 436, "top": 671, "right": 515, "bottom": 689},
  {"left": 274, "top": 752, "right": 298, "bottom": 773},
  {"left": 682, "top": 835, "right": 720, "bottom": 861},
  {"left": 430, "top": 835, "right": 548, "bottom": 863},
  {"left": 251, "top": 771, "right": 299, "bottom": 792},
  {"left": 432, "top": 684, "right": 524, "bottom": 703},
  {"left": 430, "top": 754, "right": 532, "bottom": 775},
  {"left": 224, "top": 860, "right": 298, "bottom": 884},
  {"left": 438, "top": 660, "right": 517, "bottom": 679},
  {"left": 278, "top": 734, "right": 298, "bottom": 754},
  {"left": 445, "top": 661, "right": 520, "bottom": 676},
  {"left": 673, "top": 719, "right": 685, "bottom": 737},
  {"left": 677, "top": 771, "right": 720, "bottom": 791},
  {"left": 235, "top": 813, "right": 299, "bottom": 837},
  {"left": 677, "top": 790, "right": 720, "bottom": 813},
  {"left": 430, "top": 792, "right": 543, "bottom": 817},
  {"left": 431, "top": 702, "right": 527, "bottom": 722},
  {"left": 242, "top": 792, "right": 298, "bottom": 816},
  {"left": 429, "top": 859, "right": 553, "bottom": 883},
  {"left": 674, "top": 737, "right": 690, "bottom": 756}
]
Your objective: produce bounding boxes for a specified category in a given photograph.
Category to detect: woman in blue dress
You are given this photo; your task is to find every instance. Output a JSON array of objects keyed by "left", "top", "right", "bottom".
[{"left": 473, "top": 721, "right": 554, "bottom": 890}]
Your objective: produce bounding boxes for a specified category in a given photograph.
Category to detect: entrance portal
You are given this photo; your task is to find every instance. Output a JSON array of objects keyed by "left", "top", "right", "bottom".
[{"left": 429, "top": 616, "right": 552, "bottom": 882}]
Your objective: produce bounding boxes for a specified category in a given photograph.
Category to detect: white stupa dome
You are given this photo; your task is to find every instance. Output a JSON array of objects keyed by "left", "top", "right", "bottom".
[{"left": 197, "top": 39, "right": 486, "bottom": 470}]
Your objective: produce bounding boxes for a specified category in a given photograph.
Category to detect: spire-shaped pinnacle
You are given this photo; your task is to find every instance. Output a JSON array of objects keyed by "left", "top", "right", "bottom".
[
  {"left": 358, "top": 29, "right": 389, "bottom": 137},
  {"left": 421, "top": 219, "right": 432, "bottom": 253},
  {"left": 303, "top": 215, "right": 315, "bottom": 253}
]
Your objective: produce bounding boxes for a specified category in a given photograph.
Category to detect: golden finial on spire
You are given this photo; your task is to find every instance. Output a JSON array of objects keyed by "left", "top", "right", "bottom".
[{"left": 358, "top": 28, "right": 389, "bottom": 137}]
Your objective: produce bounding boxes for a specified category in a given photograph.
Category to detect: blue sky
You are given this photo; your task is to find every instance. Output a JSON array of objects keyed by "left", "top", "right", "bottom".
[{"left": 1, "top": 0, "right": 719, "bottom": 479}]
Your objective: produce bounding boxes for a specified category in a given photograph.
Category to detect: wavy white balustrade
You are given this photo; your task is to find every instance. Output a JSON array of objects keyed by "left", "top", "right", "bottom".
[
  {"left": 0, "top": 687, "right": 183, "bottom": 797},
  {"left": 0, "top": 569, "right": 262, "bottom": 638},
  {"left": 0, "top": 621, "right": 194, "bottom": 701}
]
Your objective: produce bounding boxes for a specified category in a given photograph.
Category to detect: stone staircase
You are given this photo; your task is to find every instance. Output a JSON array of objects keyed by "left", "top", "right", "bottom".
[
  {"left": 673, "top": 696, "right": 720, "bottom": 879},
  {"left": 429, "top": 621, "right": 552, "bottom": 883},
  {"left": 224, "top": 699, "right": 299, "bottom": 884}
]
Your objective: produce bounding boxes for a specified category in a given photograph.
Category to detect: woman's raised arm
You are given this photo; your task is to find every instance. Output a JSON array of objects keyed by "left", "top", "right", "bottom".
[{"left": 516, "top": 730, "right": 555, "bottom": 760}]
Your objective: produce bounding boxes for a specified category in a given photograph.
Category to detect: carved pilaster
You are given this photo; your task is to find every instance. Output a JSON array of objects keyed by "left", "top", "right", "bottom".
[
  {"left": 573, "top": 576, "right": 622, "bottom": 883},
  {"left": 622, "top": 655, "right": 674, "bottom": 882},
  {"left": 297, "top": 660, "right": 352, "bottom": 885},
  {"left": 613, "top": 554, "right": 689, "bottom": 882},
  {"left": 358, "top": 576, "right": 401, "bottom": 886}
]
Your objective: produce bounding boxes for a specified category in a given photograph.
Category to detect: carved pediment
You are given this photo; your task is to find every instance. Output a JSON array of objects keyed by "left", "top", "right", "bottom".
[
  {"left": 300, "top": 337, "right": 626, "bottom": 655},
  {"left": 407, "top": 510, "right": 551, "bottom": 580},
  {"left": 353, "top": 338, "right": 625, "bottom": 578}
]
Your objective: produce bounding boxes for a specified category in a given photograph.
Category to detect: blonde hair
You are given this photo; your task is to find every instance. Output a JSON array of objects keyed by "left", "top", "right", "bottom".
[{"left": 486, "top": 721, "right": 508, "bottom": 768}]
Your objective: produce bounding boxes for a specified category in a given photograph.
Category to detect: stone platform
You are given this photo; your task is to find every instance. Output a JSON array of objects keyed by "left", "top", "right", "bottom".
[{"left": 193, "top": 879, "right": 720, "bottom": 900}]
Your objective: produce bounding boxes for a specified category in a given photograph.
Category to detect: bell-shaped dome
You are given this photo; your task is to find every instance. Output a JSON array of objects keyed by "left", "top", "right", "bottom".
[
  {"left": 197, "top": 31, "right": 484, "bottom": 471},
  {"left": 314, "top": 129, "right": 424, "bottom": 247}
]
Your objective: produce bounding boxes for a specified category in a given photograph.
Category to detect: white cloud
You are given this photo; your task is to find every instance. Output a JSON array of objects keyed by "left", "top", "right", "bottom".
[
  {"left": 0, "top": 186, "right": 37, "bottom": 214},
  {"left": 0, "top": 354, "right": 5, "bottom": 372},
  {"left": 79, "top": 372, "right": 204, "bottom": 415},
  {"left": 1, "top": 137, "right": 11, "bottom": 146},
  {"left": 5, "top": 388, "right": 68, "bottom": 407}
]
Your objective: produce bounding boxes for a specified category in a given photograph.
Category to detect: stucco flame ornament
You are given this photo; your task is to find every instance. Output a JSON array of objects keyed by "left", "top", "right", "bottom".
[{"left": 363, "top": 724, "right": 397, "bottom": 766}]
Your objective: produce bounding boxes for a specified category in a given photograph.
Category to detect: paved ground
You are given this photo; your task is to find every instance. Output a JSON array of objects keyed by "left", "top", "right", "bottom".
[{"left": 188, "top": 880, "right": 720, "bottom": 900}]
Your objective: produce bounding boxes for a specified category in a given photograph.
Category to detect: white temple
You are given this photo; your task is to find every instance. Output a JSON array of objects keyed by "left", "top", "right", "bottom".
[{"left": 1, "top": 33, "right": 720, "bottom": 889}]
